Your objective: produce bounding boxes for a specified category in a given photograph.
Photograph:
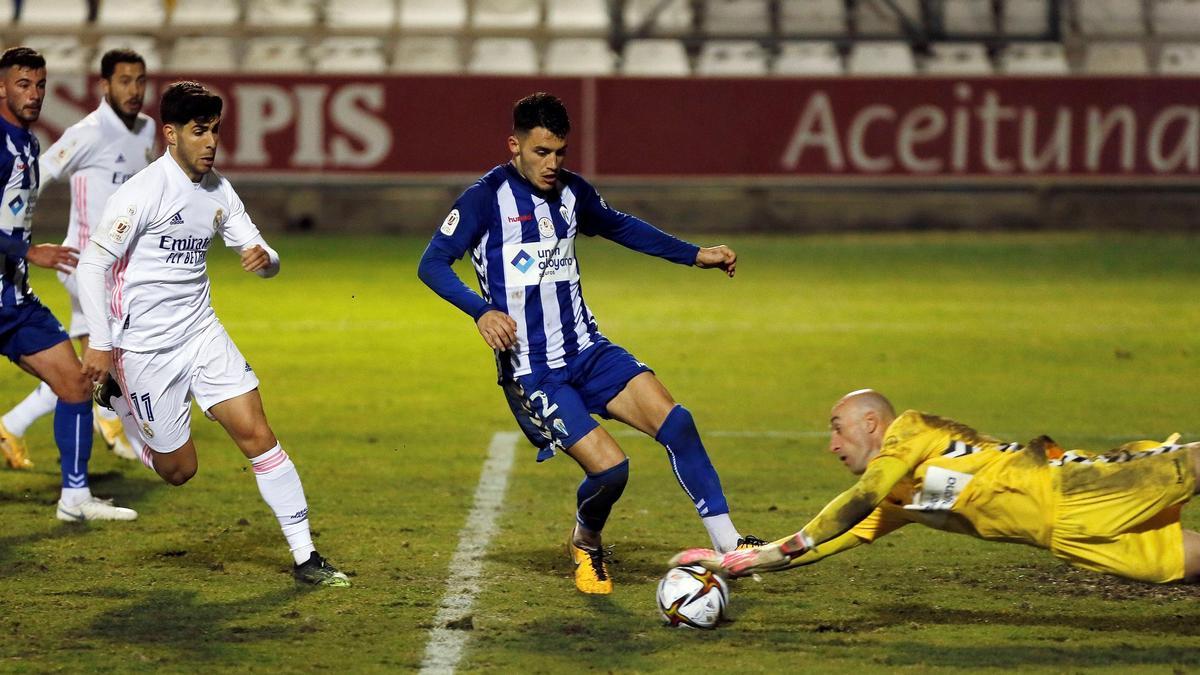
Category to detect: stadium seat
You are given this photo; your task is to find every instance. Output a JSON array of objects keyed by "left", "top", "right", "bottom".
[
  {"left": 325, "top": 0, "right": 397, "bottom": 29},
  {"left": 1002, "top": 0, "right": 1051, "bottom": 34},
  {"left": 467, "top": 38, "right": 537, "bottom": 74},
  {"left": 243, "top": 37, "right": 311, "bottom": 73},
  {"left": 1159, "top": 43, "right": 1200, "bottom": 74},
  {"left": 245, "top": 0, "right": 318, "bottom": 28},
  {"left": 623, "top": 0, "right": 692, "bottom": 36},
  {"left": 942, "top": 0, "right": 994, "bottom": 34},
  {"left": 544, "top": 38, "right": 616, "bottom": 75},
  {"left": 847, "top": 41, "right": 916, "bottom": 74},
  {"left": 703, "top": 0, "right": 771, "bottom": 37},
  {"left": 924, "top": 42, "right": 992, "bottom": 74},
  {"left": 1151, "top": 0, "right": 1200, "bottom": 35},
  {"left": 96, "top": 35, "right": 161, "bottom": 70},
  {"left": 772, "top": 40, "right": 842, "bottom": 75},
  {"left": 471, "top": 0, "right": 541, "bottom": 31},
  {"left": 313, "top": 37, "right": 386, "bottom": 74},
  {"left": 1077, "top": 0, "right": 1145, "bottom": 36},
  {"left": 1083, "top": 42, "right": 1149, "bottom": 74},
  {"left": 621, "top": 38, "right": 690, "bottom": 75},
  {"left": 399, "top": 0, "right": 467, "bottom": 31},
  {"left": 392, "top": 36, "right": 462, "bottom": 73},
  {"left": 96, "top": 0, "right": 165, "bottom": 28},
  {"left": 999, "top": 42, "right": 1068, "bottom": 74},
  {"left": 778, "top": 0, "right": 845, "bottom": 36},
  {"left": 855, "top": 0, "right": 923, "bottom": 36},
  {"left": 168, "top": 0, "right": 240, "bottom": 27},
  {"left": 24, "top": 35, "right": 89, "bottom": 72},
  {"left": 0, "top": 0, "right": 12, "bottom": 25},
  {"left": 167, "top": 37, "right": 237, "bottom": 73},
  {"left": 546, "top": 0, "right": 609, "bottom": 35},
  {"left": 19, "top": 0, "right": 89, "bottom": 27},
  {"left": 697, "top": 40, "right": 769, "bottom": 76}
]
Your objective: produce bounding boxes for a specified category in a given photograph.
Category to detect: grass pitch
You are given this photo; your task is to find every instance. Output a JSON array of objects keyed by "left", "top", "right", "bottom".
[{"left": 1, "top": 232, "right": 1198, "bottom": 673}]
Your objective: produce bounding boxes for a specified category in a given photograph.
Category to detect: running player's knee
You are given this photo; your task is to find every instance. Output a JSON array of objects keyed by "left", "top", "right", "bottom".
[
  {"left": 160, "top": 464, "right": 196, "bottom": 486},
  {"left": 47, "top": 369, "right": 91, "bottom": 404},
  {"left": 655, "top": 405, "right": 699, "bottom": 445}
]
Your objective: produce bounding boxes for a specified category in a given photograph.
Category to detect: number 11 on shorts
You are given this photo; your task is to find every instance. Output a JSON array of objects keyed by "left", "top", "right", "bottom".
[{"left": 129, "top": 392, "right": 155, "bottom": 421}]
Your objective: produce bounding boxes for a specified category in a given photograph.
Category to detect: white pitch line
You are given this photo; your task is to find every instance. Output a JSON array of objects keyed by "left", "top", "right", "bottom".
[{"left": 419, "top": 431, "right": 519, "bottom": 675}]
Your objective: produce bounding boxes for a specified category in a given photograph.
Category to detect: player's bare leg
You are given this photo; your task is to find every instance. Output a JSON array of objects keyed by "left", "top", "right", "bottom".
[
  {"left": 562, "top": 427, "right": 627, "bottom": 594},
  {"left": 607, "top": 372, "right": 758, "bottom": 552},
  {"left": 208, "top": 389, "right": 349, "bottom": 586}
]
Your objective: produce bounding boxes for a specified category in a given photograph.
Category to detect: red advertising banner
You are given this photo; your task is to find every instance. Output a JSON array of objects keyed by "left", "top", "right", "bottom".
[{"left": 38, "top": 74, "right": 1200, "bottom": 181}]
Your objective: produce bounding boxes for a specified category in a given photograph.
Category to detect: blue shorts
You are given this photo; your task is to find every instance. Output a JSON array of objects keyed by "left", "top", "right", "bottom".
[
  {"left": 502, "top": 340, "right": 653, "bottom": 462},
  {"left": 0, "top": 300, "right": 70, "bottom": 364}
]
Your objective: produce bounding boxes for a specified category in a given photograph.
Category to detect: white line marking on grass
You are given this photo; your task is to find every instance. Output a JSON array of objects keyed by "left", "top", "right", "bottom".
[{"left": 419, "top": 431, "right": 519, "bottom": 675}]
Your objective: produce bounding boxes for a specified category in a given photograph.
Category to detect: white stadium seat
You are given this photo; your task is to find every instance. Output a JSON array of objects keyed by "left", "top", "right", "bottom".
[
  {"left": 1151, "top": 0, "right": 1200, "bottom": 35},
  {"left": 325, "top": 0, "right": 397, "bottom": 30},
  {"left": 97, "top": 0, "right": 165, "bottom": 29},
  {"left": 546, "top": 0, "right": 610, "bottom": 35},
  {"left": 1083, "top": 42, "right": 1149, "bottom": 74},
  {"left": 242, "top": 37, "right": 311, "bottom": 73},
  {"left": 772, "top": 40, "right": 842, "bottom": 75},
  {"left": 697, "top": 40, "right": 768, "bottom": 76},
  {"left": 924, "top": 42, "right": 992, "bottom": 74},
  {"left": 1159, "top": 43, "right": 1200, "bottom": 74},
  {"left": 847, "top": 41, "right": 916, "bottom": 74},
  {"left": 942, "top": 0, "right": 994, "bottom": 34},
  {"left": 471, "top": 0, "right": 541, "bottom": 31},
  {"left": 245, "top": 0, "right": 317, "bottom": 28},
  {"left": 623, "top": 0, "right": 692, "bottom": 36},
  {"left": 20, "top": 0, "right": 89, "bottom": 27},
  {"left": 1002, "top": 0, "right": 1051, "bottom": 34},
  {"left": 24, "top": 34, "right": 89, "bottom": 73},
  {"left": 856, "top": 0, "right": 922, "bottom": 36},
  {"left": 544, "top": 38, "right": 617, "bottom": 75},
  {"left": 313, "top": 37, "right": 386, "bottom": 74},
  {"left": 621, "top": 38, "right": 690, "bottom": 75},
  {"left": 167, "top": 37, "right": 237, "bottom": 73},
  {"left": 467, "top": 38, "right": 537, "bottom": 74},
  {"left": 0, "top": 1, "right": 13, "bottom": 26},
  {"left": 778, "top": 0, "right": 845, "bottom": 36},
  {"left": 703, "top": 0, "right": 771, "bottom": 37},
  {"left": 96, "top": 35, "right": 161, "bottom": 71},
  {"left": 392, "top": 36, "right": 462, "bottom": 73},
  {"left": 168, "top": 0, "right": 240, "bottom": 27},
  {"left": 999, "top": 42, "right": 1068, "bottom": 74},
  {"left": 1077, "top": 0, "right": 1145, "bottom": 36},
  {"left": 399, "top": 0, "right": 467, "bottom": 31}
]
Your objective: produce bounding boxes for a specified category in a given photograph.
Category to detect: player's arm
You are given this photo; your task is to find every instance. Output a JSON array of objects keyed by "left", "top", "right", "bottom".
[
  {"left": 217, "top": 187, "right": 279, "bottom": 278},
  {"left": 237, "top": 236, "right": 280, "bottom": 278},
  {"left": 77, "top": 240, "right": 119, "bottom": 381},
  {"left": 38, "top": 125, "right": 90, "bottom": 193}
]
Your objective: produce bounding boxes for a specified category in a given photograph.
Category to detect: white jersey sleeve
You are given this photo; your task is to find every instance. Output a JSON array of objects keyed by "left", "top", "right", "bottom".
[
  {"left": 40, "top": 123, "right": 97, "bottom": 186},
  {"left": 216, "top": 181, "right": 279, "bottom": 278}
]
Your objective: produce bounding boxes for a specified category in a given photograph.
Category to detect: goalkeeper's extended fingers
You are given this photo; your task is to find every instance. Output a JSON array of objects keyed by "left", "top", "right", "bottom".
[
  {"left": 669, "top": 548, "right": 720, "bottom": 569},
  {"left": 721, "top": 544, "right": 789, "bottom": 577}
]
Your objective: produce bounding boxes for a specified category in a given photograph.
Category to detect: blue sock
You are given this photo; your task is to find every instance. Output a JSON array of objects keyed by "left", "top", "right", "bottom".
[
  {"left": 576, "top": 458, "right": 629, "bottom": 534},
  {"left": 655, "top": 405, "right": 729, "bottom": 517},
  {"left": 55, "top": 400, "right": 92, "bottom": 489}
]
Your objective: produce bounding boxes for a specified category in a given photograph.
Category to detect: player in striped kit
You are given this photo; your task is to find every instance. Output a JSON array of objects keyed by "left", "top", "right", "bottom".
[
  {"left": 0, "top": 49, "right": 155, "bottom": 467},
  {"left": 77, "top": 81, "right": 348, "bottom": 585},
  {"left": 419, "top": 92, "right": 761, "bottom": 594},
  {"left": 0, "top": 47, "right": 135, "bottom": 520}
]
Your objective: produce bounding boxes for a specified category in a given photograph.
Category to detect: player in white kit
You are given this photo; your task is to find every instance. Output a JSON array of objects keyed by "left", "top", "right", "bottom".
[
  {"left": 77, "top": 81, "right": 349, "bottom": 586},
  {"left": 0, "top": 49, "right": 154, "bottom": 467}
]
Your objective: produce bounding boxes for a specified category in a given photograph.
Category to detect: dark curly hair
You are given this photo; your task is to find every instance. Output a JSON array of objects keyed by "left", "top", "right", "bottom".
[
  {"left": 160, "top": 81, "right": 222, "bottom": 126},
  {"left": 513, "top": 92, "right": 570, "bottom": 138}
]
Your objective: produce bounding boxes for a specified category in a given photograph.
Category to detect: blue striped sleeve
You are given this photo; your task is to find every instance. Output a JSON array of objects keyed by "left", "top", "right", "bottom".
[{"left": 574, "top": 177, "right": 699, "bottom": 266}]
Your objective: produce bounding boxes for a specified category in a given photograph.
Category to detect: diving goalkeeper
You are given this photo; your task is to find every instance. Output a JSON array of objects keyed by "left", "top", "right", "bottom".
[{"left": 675, "top": 389, "right": 1200, "bottom": 584}]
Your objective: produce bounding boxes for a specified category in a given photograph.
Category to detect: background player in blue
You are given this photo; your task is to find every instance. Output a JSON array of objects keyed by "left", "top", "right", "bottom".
[
  {"left": 419, "top": 92, "right": 761, "bottom": 594},
  {"left": 0, "top": 47, "right": 134, "bottom": 520}
]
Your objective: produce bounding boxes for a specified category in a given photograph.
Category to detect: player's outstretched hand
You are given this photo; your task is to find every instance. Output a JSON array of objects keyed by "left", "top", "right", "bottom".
[
  {"left": 670, "top": 548, "right": 723, "bottom": 571},
  {"left": 476, "top": 309, "right": 518, "bottom": 351},
  {"left": 695, "top": 245, "right": 736, "bottom": 278},
  {"left": 26, "top": 244, "right": 79, "bottom": 273},
  {"left": 241, "top": 244, "right": 270, "bottom": 273},
  {"left": 81, "top": 347, "right": 113, "bottom": 384},
  {"left": 719, "top": 544, "right": 789, "bottom": 577}
]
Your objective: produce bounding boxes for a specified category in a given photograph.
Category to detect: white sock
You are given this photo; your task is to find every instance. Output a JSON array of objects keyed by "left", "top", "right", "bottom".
[
  {"left": 3, "top": 382, "right": 57, "bottom": 436},
  {"left": 702, "top": 513, "right": 741, "bottom": 553},
  {"left": 251, "top": 443, "right": 315, "bottom": 565},
  {"left": 110, "top": 395, "right": 156, "bottom": 470},
  {"left": 60, "top": 486, "right": 93, "bottom": 507}
]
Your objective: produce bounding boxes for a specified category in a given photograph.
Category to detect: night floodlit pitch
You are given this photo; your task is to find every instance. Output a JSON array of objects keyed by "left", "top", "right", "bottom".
[{"left": 1, "top": 233, "right": 1199, "bottom": 672}]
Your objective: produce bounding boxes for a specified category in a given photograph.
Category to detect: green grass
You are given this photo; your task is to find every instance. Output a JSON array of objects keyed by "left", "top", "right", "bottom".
[{"left": 1, "top": 232, "right": 1199, "bottom": 673}]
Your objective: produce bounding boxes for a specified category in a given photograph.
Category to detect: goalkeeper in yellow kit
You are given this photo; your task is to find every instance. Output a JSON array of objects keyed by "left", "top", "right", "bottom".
[{"left": 675, "top": 389, "right": 1200, "bottom": 584}]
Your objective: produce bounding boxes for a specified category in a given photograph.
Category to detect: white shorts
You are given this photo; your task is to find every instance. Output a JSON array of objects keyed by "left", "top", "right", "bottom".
[
  {"left": 57, "top": 270, "right": 87, "bottom": 339},
  {"left": 111, "top": 321, "right": 259, "bottom": 453}
]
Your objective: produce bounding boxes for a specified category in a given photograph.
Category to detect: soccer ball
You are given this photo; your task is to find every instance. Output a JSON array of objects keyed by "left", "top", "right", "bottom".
[{"left": 656, "top": 564, "right": 729, "bottom": 629}]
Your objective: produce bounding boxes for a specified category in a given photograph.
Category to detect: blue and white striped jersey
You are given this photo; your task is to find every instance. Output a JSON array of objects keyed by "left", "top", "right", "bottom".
[
  {"left": 421, "top": 163, "right": 698, "bottom": 380},
  {"left": 0, "top": 115, "right": 40, "bottom": 309}
]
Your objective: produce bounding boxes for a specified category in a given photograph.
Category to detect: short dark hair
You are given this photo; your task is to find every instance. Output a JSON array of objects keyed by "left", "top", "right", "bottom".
[
  {"left": 100, "top": 48, "right": 145, "bottom": 79},
  {"left": 160, "top": 81, "right": 222, "bottom": 126},
  {"left": 0, "top": 47, "right": 46, "bottom": 71},
  {"left": 513, "top": 92, "right": 570, "bottom": 138}
]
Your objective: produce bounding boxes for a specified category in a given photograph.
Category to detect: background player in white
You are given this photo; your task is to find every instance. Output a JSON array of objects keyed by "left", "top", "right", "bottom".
[
  {"left": 77, "top": 81, "right": 349, "bottom": 586},
  {"left": 0, "top": 48, "right": 155, "bottom": 465}
]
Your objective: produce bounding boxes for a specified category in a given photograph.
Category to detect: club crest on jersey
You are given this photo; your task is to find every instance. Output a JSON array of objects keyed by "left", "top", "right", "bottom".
[
  {"left": 109, "top": 216, "right": 131, "bottom": 243},
  {"left": 141, "top": 422, "right": 154, "bottom": 438},
  {"left": 538, "top": 217, "right": 555, "bottom": 238},
  {"left": 169, "top": 211, "right": 184, "bottom": 225},
  {"left": 213, "top": 209, "right": 224, "bottom": 228},
  {"left": 440, "top": 208, "right": 460, "bottom": 236},
  {"left": 559, "top": 205, "right": 570, "bottom": 221}
]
